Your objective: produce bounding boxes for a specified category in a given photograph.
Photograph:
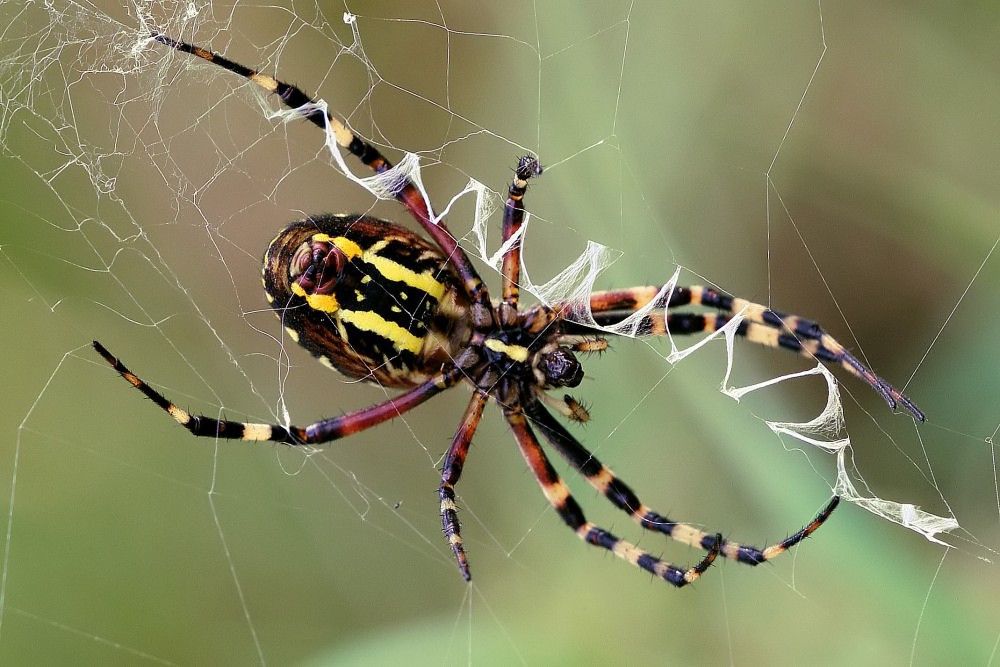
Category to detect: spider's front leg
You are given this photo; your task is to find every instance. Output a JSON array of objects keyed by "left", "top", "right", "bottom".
[
  {"left": 506, "top": 403, "right": 721, "bottom": 587},
  {"left": 581, "top": 284, "right": 925, "bottom": 421},
  {"left": 525, "top": 399, "right": 839, "bottom": 566}
]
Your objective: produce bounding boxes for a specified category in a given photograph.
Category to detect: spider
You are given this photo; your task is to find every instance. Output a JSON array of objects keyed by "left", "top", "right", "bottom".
[{"left": 93, "top": 33, "right": 924, "bottom": 588}]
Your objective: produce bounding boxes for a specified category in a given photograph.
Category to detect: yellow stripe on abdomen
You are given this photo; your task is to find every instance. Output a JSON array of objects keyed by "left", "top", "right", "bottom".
[
  {"left": 340, "top": 308, "right": 425, "bottom": 354},
  {"left": 364, "top": 252, "right": 446, "bottom": 300}
]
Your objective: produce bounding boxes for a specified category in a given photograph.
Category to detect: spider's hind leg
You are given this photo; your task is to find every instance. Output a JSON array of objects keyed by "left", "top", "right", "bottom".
[
  {"left": 92, "top": 340, "right": 461, "bottom": 446},
  {"left": 149, "top": 32, "right": 493, "bottom": 312}
]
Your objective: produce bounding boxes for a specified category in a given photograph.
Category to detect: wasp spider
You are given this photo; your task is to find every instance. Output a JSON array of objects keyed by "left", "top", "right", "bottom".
[{"left": 94, "top": 33, "right": 924, "bottom": 587}]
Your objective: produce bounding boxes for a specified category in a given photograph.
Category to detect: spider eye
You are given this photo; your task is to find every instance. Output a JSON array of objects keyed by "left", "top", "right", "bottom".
[
  {"left": 540, "top": 348, "right": 583, "bottom": 388},
  {"left": 289, "top": 239, "right": 346, "bottom": 295}
]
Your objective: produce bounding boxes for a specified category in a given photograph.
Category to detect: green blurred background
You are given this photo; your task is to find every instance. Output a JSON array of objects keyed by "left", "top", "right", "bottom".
[{"left": 1, "top": 2, "right": 998, "bottom": 664}]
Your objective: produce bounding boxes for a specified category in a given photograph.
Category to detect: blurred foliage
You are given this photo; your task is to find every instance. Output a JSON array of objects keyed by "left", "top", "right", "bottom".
[{"left": 1, "top": 2, "right": 997, "bottom": 665}]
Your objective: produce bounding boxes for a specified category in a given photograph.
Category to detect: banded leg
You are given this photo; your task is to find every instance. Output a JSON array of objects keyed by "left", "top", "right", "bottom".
[
  {"left": 504, "top": 403, "right": 720, "bottom": 587},
  {"left": 150, "top": 34, "right": 493, "bottom": 311},
  {"left": 439, "top": 390, "right": 489, "bottom": 581},
  {"left": 576, "top": 284, "right": 924, "bottom": 421},
  {"left": 499, "top": 156, "right": 543, "bottom": 316},
  {"left": 93, "top": 340, "right": 461, "bottom": 445},
  {"left": 525, "top": 400, "right": 838, "bottom": 565}
]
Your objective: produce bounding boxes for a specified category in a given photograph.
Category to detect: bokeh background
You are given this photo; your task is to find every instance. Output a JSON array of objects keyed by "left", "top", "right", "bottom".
[{"left": 1, "top": 2, "right": 998, "bottom": 664}]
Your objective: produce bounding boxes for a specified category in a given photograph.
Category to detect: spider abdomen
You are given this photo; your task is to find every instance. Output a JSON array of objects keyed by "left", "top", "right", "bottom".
[{"left": 262, "top": 214, "right": 468, "bottom": 386}]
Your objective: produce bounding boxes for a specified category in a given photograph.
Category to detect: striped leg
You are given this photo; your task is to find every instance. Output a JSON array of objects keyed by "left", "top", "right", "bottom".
[
  {"left": 439, "top": 391, "right": 489, "bottom": 581},
  {"left": 504, "top": 403, "right": 720, "bottom": 587},
  {"left": 150, "top": 33, "right": 493, "bottom": 312},
  {"left": 579, "top": 284, "right": 924, "bottom": 421},
  {"left": 525, "top": 400, "right": 838, "bottom": 565},
  {"left": 499, "top": 156, "right": 543, "bottom": 316},
  {"left": 93, "top": 340, "right": 461, "bottom": 445}
]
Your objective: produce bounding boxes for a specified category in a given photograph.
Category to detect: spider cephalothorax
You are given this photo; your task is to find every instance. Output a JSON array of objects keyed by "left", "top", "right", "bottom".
[
  {"left": 465, "top": 307, "right": 588, "bottom": 398},
  {"left": 94, "top": 33, "right": 924, "bottom": 587}
]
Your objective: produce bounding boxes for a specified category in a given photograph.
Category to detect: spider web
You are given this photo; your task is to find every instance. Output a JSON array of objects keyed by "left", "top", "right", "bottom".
[{"left": 1, "top": 1, "right": 999, "bottom": 664}]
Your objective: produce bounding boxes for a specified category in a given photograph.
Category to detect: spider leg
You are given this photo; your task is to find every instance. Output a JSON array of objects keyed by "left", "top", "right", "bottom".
[
  {"left": 150, "top": 33, "right": 493, "bottom": 312},
  {"left": 93, "top": 340, "right": 461, "bottom": 445},
  {"left": 504, "top": 403, "right": 720, "bottom": 587},
  {"left": 525, "top": 399, "right": 838, "bottom": 565},
  {"left": 578, "top": 284, "right": 924, "bottom": 421},
  {"left": 499, "top": 156, "right": 543, "bottom": 319},
  {"left": 439, "top": 390, "right": 489, "bottom": 581}
]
